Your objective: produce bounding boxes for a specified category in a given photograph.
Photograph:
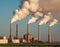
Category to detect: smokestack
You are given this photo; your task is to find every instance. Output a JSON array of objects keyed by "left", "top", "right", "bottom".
[
  {"left": 27, "top": 24, "right": 29, "bottom": 42},
  {"left": 9, "top": 21, "right": 12, "bottom": 39},
  {"left": 48, "top": 26, "right": 51, "bottom": 44},
  {"left": 16, "top": 24, "right": 18, "bottom": 39},
  {"left": 27, "top": 24, "right": 30, "bottom": 34},
  {"left": 38, "top": 25, "right": 40, "bottom": 41}
]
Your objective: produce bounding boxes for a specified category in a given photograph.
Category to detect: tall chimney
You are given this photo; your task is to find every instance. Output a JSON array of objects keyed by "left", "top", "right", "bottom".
[
  {"left": 16, "top": 24, "right": 18, "bottom": 39},
  {"left": 27, "top": 24, "right": 29, "bottom": 42},
  {"left": 9, "top": 21, "right": 12, "bottom": 39},
  {"left": 38, "top": 25, "right": 40, "bottom": 41},
  {"left": 48, "top": 26, "right": 51, "bottom": 43},
  {"left": 27, "top": 24, "right": 29, "bottom": 34}
]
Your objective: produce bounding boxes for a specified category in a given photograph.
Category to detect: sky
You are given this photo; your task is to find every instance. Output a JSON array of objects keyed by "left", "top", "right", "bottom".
[{"left": 0, "top": 0, "right": 60, "bottom": 42}]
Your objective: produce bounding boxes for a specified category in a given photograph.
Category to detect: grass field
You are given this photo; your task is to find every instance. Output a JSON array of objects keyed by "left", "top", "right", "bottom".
[
  {"left": 0, "top": 45, "right": 60, "bottom": 47},
  {"left": 0, "top": 45, "right": 59, "bottom": 47},
  {"left": 0, "top": 44, "right": 60, "bottom": 47}
]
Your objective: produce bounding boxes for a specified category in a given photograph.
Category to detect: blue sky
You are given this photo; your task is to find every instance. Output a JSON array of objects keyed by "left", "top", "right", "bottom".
[{"left": 0, "top": 0, "right": 60, "bottom": 41}]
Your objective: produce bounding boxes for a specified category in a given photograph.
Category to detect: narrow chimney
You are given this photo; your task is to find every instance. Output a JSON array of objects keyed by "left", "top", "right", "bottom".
[
  {"left": 38, "top": 25, "right": 40, "bottom": 41},
  {"left": 27, "top": 24, "right": 29, "bottom": 42},
  {"left": 27, "top": 24, "right": 29, "bottom": 34},
  {"left": 48, "top": 26, "right": 51, "bottom": 43},
  {"left": 16, "top": 24, "right": 18, "bottom": 39},
  {"left": 9, "top": 21, "right": 12, "bottom": 39}
]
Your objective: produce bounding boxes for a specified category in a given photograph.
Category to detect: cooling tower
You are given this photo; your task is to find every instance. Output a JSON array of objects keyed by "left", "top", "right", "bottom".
[
  {"left": 16, "top": 24, "right": 18, "bottom": 39},
  {"left": 48, "top": 26, "right": 51, "bottom": 43}
]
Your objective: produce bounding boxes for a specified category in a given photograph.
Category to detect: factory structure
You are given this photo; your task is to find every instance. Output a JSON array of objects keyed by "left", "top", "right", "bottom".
[{"left": 0, "top": 22, "right": 53, "bottom": 44}]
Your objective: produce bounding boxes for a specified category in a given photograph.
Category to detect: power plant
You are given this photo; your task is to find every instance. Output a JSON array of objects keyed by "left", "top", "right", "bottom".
[
  {"left": 0, "top": 0, "right": 60, "bottom": 45},
  {"left": 0, "top": 21, "right": 59, "bottom": 44},
  {"left": 6, "top": 0, "right": 59, "bottom": 45}
]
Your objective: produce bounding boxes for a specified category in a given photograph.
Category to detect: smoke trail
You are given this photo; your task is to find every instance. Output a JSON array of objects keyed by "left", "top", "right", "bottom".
[
  {"left": 28, "top": 17, "right": 38, "bottom": 24},
  {"left": 11, "top": 1, "right": 30, "bottom": 23},
  {"left": 18, "top": 8, "right": 30, "bottom": 20},
  {"left": 22, "top": 1, "right": 30, "bottom": 10},
  {"left": 11, "top": 9, "right": 19, "bottom": 23},
  {"left": 34, "top": 11, "right": 43, "bottom": 18},
  {"left": 28, "top": 10, "right": 43, "bottom": 24},
  {"left": 29, "top": 0, "right": 39, "bottom": 12},
  {"left": 11, "top": 0, "right": 60, "bottom": 24},
  {"left": 49, "top": 19, "right": 58, "bottom": 27},
  {"left": 39, "top": 0, "right": 60, "bottom": 11},
  {"left": 39, "top": 12, "right": 52, "bottom": 25}
]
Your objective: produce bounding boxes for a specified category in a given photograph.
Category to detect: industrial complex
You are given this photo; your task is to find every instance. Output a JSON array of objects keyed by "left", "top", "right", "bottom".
[{"left": 0, "top": 22, "right": 54, "bottom": 44}]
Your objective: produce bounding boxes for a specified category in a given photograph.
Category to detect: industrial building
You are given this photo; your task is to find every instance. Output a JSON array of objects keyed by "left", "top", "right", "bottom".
[
  {"left": 0, "top": 22, "right": 52, "bottom": 44},
  {"left": 23, "top": 24, "right": 32, "bottom": 43},
  {"left": 0, "top": 36, "right": 8, "bottom": 44}
]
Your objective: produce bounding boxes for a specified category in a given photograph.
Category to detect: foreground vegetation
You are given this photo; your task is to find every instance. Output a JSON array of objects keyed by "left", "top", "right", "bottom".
[
  {"left": 0, "top": 45, "right": 60, "bottom": 47},
  {"left": 0, "top": 44, "right": 60, "bottom": 47}
]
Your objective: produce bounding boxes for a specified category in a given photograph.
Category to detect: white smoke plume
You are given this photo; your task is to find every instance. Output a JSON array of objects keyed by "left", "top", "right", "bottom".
[
  {"left": 11, "top": 1, "right": 30, "bottom": 23},
  {"left": 11, "top": 9, "right": 19, "bottom": 23},
  {"left": 29, "top": 0, "right": 39, "bottom": 12},
  {"left": 18, "top": 8, "right": 30, "bottom": 20},
  {"left": 28, "top": 10, "right": 43, "bottom": 24},
  {"left": 22, "top": 1, "right": 30, "bottom": 10},
  {"left": 49, "top": 19, "right": 58, "bottom": 27},
  {"left": 11, "top": 8, "right": 30, "bottom": 23},
  {"left": 39, "top": 12, "right": 52, "bottom": 25},
  {"left": 34, "top": 12, "right": 43, "bottom": 18},
  {"left": 28, "top": 17, "right": 38, "bottom": 24},
  {"left": 11, "top": 0, "right": 60, "bottom": 25}
]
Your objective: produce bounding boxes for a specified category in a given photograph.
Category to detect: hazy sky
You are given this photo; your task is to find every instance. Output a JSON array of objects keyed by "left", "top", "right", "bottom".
[{"left": 0, "top": 0, "right": 60, "bottom": 41}]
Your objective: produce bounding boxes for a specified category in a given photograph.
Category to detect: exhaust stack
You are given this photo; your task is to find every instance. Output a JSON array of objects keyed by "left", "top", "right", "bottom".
[
  {"left": 38, "top": 25, "right": 40, "bottom": 41},
  {"left": 9, "top": 21, "right": 12, "bottom": 39},
  {"left": 48, "top": 26, "right": 51, "bottom": 43},
  {"left": 27, "top": 24, "right": 29, "bottom": 42},
  {"left": 27, "top": 24, "right": 30, "bottom": 34},
  {"left": 16, "top": 24, "right": 18, "bottom": 39}
]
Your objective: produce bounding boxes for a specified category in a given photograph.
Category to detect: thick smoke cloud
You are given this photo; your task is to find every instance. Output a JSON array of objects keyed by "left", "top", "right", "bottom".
[
  {"left": 28, "top": 17, "right": 38, "bottom": 24},
  {"left": 49, "top": 19, "right": 58, "bottom": 27},
  {"left": 11, "top": 0, "right": 60, "bottom": 27},
  {"left": 11, "top": 9, "right": 19, "bottom": 23},
  {"left": 29, "top": 0, "right": 39, "bottom": 12},
  {"left": 39, "top": 12, "right": 52, "bottom": 25},
  {"left": 11, "top": 1, "right": 30, "bottom": 23}
]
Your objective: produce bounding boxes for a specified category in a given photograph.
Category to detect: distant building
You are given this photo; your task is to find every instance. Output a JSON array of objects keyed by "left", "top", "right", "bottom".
[
  {"left": 31, "top": 37, "right": 39, "bottom": 42},
  {"left": 22, "top": 39, "right": 27, "bottom": 43},
  {"left": 0, "top": 36, "right": 8, "bottom": 44},
  {"left": 11, "top": 36, "right": 20, "bottom": 44},
  {"left": 23, "top": 33, "right": 32, "bottom": 43},
  {"left": 34, "top": 37, "right": 38, "bottom": 41}
]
